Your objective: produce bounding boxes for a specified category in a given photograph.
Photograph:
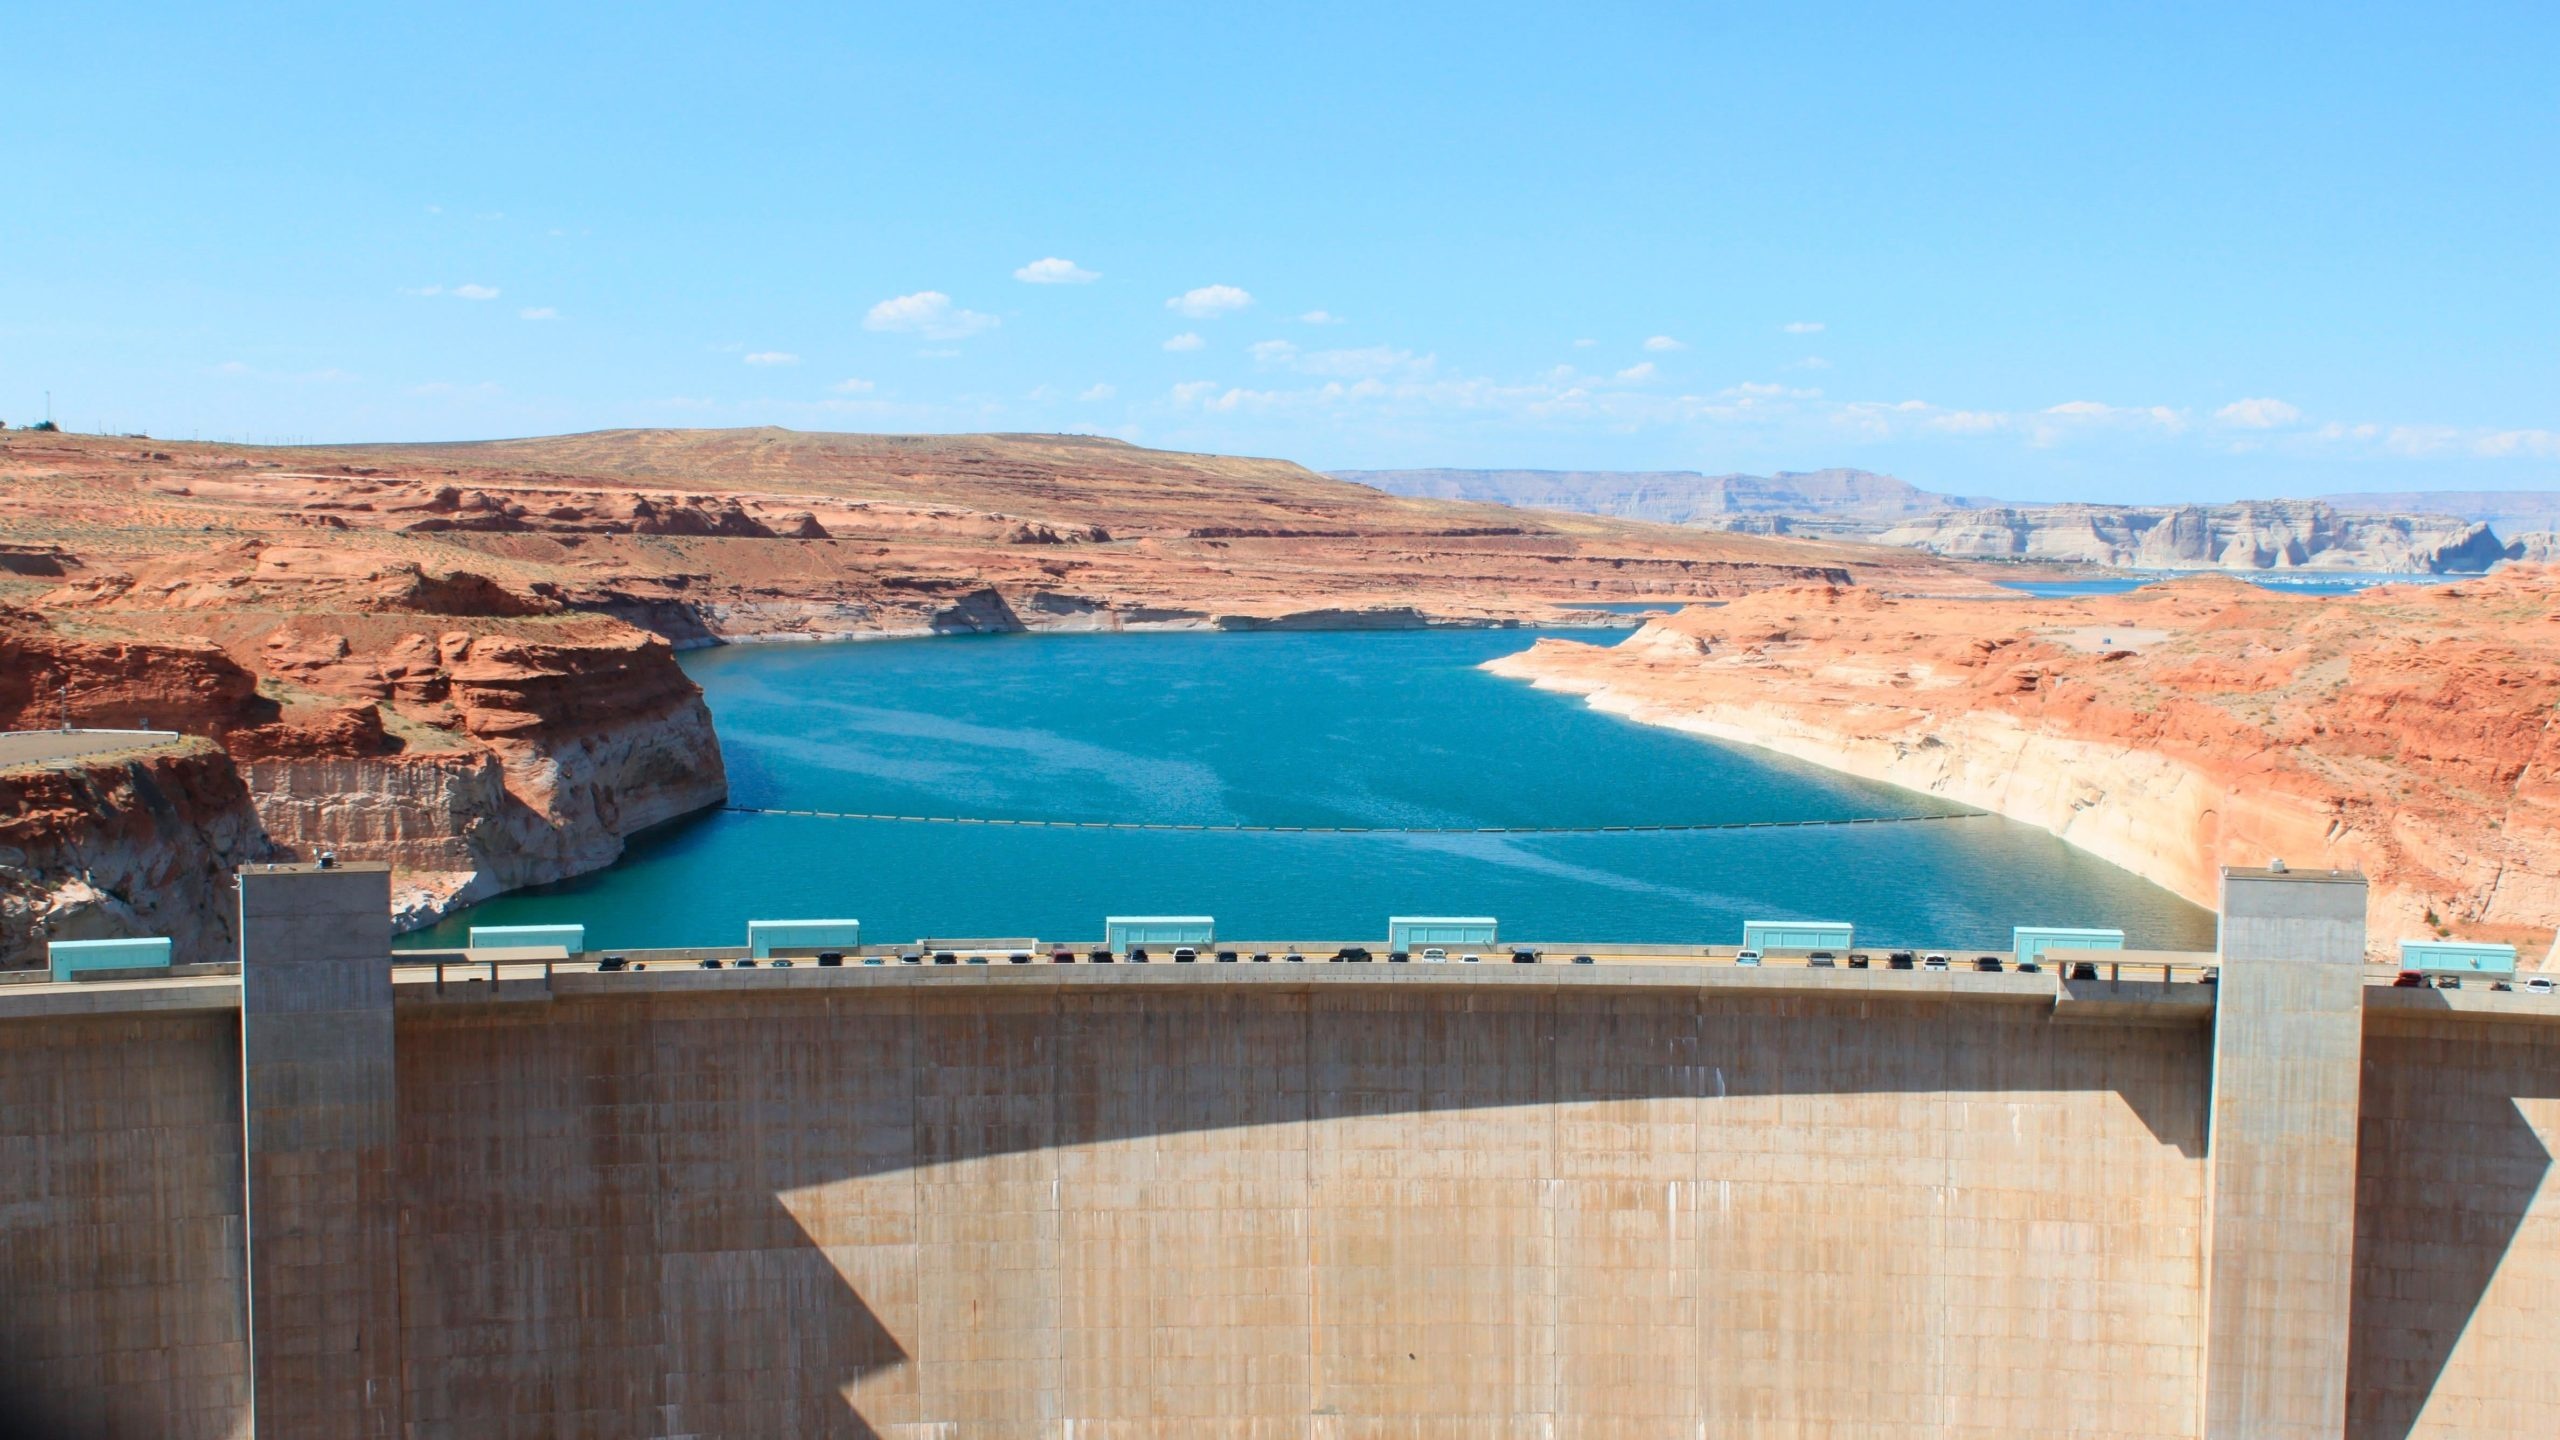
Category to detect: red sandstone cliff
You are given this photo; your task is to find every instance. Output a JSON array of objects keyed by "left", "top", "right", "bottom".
[
  {"left": 1487, "top": 574, "right": 2560, "bottom": 958},
  {"left": 0, "top": 739, "right": 274, "bottom": 966},
  {"left": 0, "top": 611, "right": 725, "bottom": 935}
]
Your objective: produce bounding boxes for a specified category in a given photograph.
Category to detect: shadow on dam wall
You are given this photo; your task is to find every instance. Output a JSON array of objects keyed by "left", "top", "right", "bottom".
[
  {"left": 2348, "top": 1014, "right": 2560, "bottom": 1440},
  {"left": 392, "top": 986, "right": 2220, "bottom": 1437}
]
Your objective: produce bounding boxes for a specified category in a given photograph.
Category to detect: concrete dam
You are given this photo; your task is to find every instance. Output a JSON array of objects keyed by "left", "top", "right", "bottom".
[{"left": 3, "top": 864, "right": 2556, "bottom": 1438}]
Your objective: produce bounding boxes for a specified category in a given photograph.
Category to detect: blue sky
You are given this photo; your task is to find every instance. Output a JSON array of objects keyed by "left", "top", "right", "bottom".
[{"left": 4, "top": 3, "right": 2553, "bottom": 502}]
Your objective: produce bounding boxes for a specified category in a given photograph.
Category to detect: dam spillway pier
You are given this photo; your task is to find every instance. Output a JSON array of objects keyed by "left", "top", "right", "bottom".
[{"left": 2, "top": 863, "right": 2557, "bottom": 1437}]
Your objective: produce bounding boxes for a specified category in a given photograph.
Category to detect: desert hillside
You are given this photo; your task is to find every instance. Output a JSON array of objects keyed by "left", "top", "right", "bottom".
[
  {"left": 0, "top": 426, "right": 1970, "bottom": 957},
  {"left": 1489, "top": 573, "right": 2560, "bottom": 956}
]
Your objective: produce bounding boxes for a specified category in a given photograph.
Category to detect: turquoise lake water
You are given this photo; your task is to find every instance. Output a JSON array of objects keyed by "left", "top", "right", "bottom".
[
  {"left": 400, "top": 629, "right": 2219, "bottom": 953},
  {"left": 1999, "top": 572, "right": 2459, "bottom": 599}
]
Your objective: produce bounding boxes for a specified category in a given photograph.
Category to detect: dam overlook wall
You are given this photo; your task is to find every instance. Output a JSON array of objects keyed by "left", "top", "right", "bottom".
[{"left": 3, "top": 863, "right": 2559, "bottom": 1437}]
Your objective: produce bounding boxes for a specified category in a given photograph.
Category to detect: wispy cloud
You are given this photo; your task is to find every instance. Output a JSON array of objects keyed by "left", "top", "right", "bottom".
[
  {"left": 1079, "top": 383, "right": 1117, "bottom": 401},
  {"left": 452, "top": 283, "right": 500, "bottom": 301},
  {"left": 1166, "top": 284, "right": 1253, "bottom": 319},
  {"left": 1782, "top": 320, "right": 1824, "bottom": 334},
  {"left": 1248, "top": 339, "right": 1297, "bottom": 364},
  {"left": 831, "top": 377, "right": 874, "bottom": 394},
  {"left": 743, "top": 351, "right": 799, "bottom": 366},
  {"left": 864, "top": 291, "right": 999, "bottom": 340},
  {"left": 1014, "top": 256, "right": 1099, "bottom": 284},
  {"left": 1163, "top": 332, "right": 1205, "bottom": 352},
  {"left": 1642, "top": 335, "right": 1685, "bottom": 352},
  {"left": 2215, "top": 396, "right": 2302, "bottom": 429},
  {"left": 518, "top": 306, "right": 558, "bottom": 321},
  {"left": 1299, "top": 310, "right": 1345, "bottom": 325},
  {"left": 1616, "top": 361, "right": 1658, "bottom": 381},
  {"left": 1171, "top": 380, "right": 1220, "bottom": 405},
  {"left": 1571, "top": 338, "right": 1597, "bottom": 348}
]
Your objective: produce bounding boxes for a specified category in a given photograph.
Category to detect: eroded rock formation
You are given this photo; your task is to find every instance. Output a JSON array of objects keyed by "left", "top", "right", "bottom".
[
  {"left": 1878, "top": 499, "right": 2512, "bottom": 573},
  {"left": 1488, "top": 572, "right": 2560, "bottom": 955}
]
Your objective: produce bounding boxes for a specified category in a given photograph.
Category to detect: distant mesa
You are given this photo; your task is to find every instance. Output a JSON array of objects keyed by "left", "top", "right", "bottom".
[{"left": 1342, "top": 466, "right": 2554, "bottom": 575}]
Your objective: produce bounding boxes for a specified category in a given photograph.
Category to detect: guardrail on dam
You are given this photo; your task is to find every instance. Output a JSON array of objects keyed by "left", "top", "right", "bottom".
[{"left": 2, "top": 865, "right": 2556, "bottom": 1438}]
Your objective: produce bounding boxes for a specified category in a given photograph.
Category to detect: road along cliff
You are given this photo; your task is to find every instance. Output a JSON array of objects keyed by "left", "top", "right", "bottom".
[{"left": 1486, "top": 572, "right": 2560, "bottom": 955}]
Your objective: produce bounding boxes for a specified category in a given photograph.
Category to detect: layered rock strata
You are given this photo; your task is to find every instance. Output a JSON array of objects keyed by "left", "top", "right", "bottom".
[{"left": 1488, "top": 573, "right": 2560, "bottom": 955}]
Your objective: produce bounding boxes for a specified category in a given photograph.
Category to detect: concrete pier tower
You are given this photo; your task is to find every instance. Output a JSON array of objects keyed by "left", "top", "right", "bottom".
[
  {"left": 236, "top": 862, "right": 403, "bottom": 1439},
  {"left": 2203, "top": 864, "right": 2368, "bottom": 1438}
]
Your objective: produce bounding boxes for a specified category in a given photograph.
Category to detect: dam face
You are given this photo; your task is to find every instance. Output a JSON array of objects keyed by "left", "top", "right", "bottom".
[{"left": 2, "top": 864, "right": 2557, "bottom": 1438}]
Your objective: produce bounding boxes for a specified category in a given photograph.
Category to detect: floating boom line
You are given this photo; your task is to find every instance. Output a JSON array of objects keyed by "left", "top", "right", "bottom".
[{"left": 719, "top": 805, "right": 1991, "bottom": 836}]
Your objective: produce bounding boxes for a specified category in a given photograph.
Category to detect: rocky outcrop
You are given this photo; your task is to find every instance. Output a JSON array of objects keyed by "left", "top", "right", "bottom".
[
  {"left": 0, "top": 613, "right": 727, "bottom": 933},
  {"left": 0, "top": 740, "right": 275, "bottom": 967},
  {"left": 1487, "top": 574, "right": 2560, "bottom": 957},
  {"left": 1878, "top": 500, "right": 2512, "bottom": 573}
]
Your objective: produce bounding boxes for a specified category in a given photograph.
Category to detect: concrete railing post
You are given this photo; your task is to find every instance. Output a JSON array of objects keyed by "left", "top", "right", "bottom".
[
  {"left": 238, "top": 862, "right": 404, "bottom": 1439},
  {"left": 2201, "top": 864, "right": 2367, "bottom": 1438}
]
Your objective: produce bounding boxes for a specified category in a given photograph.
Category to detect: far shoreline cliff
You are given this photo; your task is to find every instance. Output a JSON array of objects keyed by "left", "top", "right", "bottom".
[{"left": 1485, "top": 574, "right": 2560, "bottom": 960}]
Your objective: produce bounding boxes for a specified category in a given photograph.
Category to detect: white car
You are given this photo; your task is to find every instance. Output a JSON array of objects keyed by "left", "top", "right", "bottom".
[
  {"left": 1421, "top": 947, "right": 1449, "bottom": 962},
  {"left": 1460, "top": 953, "right": 1483, "bottom": 964},
  {"left": 2527, "top": 977, "right": 2555, "bottom": 995},
  {"left": 1735, "top": 949, "right": 1763, "bottom": 967}
]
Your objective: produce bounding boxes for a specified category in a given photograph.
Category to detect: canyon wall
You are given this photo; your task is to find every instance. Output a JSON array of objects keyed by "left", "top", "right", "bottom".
[
  {"left": 0, "top": 615, "right": 725, "bottom": 945},
  {"left": 0, "top": 741, "right": 273, "bottom": 967},
  {"left": 1487, "top": 576, "right": 2560, "bottom": 955},
  {"left": 1877, "top": 499, "right": 2512, "bottom": 573}
]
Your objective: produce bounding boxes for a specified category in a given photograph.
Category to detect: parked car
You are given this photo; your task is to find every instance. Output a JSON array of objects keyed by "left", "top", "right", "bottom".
[
  {"left": 1336, "top": 947, "right": 1371, "bottom": 962},
  {"left": 1572, "top": 954, "right": 1594, "bottom": 965},
  {"left": 1846, "top": 952, "right": 1871, "bottom": 969},
  {"left": 1421, "top": 947, "right": 1449, "bottom": 961},
  {"left": 933, "top": 950, "right": 958, "bottom": 965},
  {"left": 815, "top": 952, "right": 843, "bottom": 968},
  {"left": 1007, "top": 952, "right": 1032, "bottom": 964},
  {"left": 1283, "top": 951, "right": 1305, "bottom": 963},
  {"left": 772, "top": 957, "right": 794, "bottom": 967},
  {"left": 899, "top": 951, "right": 924, "bottom": 964},
  {"left": 1736, "top": 949, "right": 1763, "bottom": 967},
  {"left": 698, "top": 957, "right": 723, "bottom": 970},
  {"left": 2527, "top": 976, "right": 2554, "bottom": 995},
  {"left": 598, "top": 954, "right": 628, "bottom": 972},
  {"left": 1461, "top": 953, "right": 1483, "bottom": 963},
  {"left": 1807, "top": 950, "right": 1837, "bottom": 965},
  {"left": 1050, "top": 949, "right": 1076, "bottom": 964},
  {"left": 2014, "top": 959, "right": 2042, "bottom": 974},
  {"left": 2435, "top": 974, "right": 2462, "bottom": 990},
  {"left": 1387, "top": 950, "right": 1410, "bottom": 963},
  {"left": 2391, "top": 970, "right": 2428, "bottom": 989},
  {"left": 1973, "top": 956, "right": 2003, "bottom": 972},
  {"left": 1922, "top": 954, "right": 1950, "bottom": 971},
  {"left": 1509, "top": 949, "right": 1541, "bottom": 964},
  {"left": 2492, "top": 980, "right": 2513, "bottom": 992},
  {"left": 1086, "top": 947, "right": 1112, "bottom": 963},
  {"left": 1216, "top": 950, "right": 1239, "bottom": 963},
  {"left": 1127, "top": 948, "right": 1150, "bottom": 964},
  {"left": 1172, "top": 947, "right": 1198, "bottom": 963},
  {"left": 1887, "top": 951, "right": 1915, "bottom": 970}
]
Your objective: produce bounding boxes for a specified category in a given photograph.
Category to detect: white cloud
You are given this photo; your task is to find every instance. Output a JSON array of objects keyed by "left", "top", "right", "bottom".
[
  {"left": 2476, "top": 428, "right": 2560, "bottom": 459},
  {"left": 1782, "top": 320, "right": 1824, "bottom": 334},
  {"left": 864, "top": 291, "right": 1000, "bottom": 340},
  {"left": 1171, "top": 380, "right": 1220, "bottom": 405},
  {"left": 831, "top": 377, "right": 875, "bottom": 394},
  {"left": 518, "top": 306, "right": 558, "bottom": 321},
  {"left": 1642, "top": 335, "right": 1685, "bottom": 352},
  {"left": 212, "top": 360, "right": 251, "bottom": 375},
  {"left": 1078, "top": 383, "right": 1117, "bottom": 401},
  {"left": 1616, "top": 361, "right": 1658, "bottom": 381},
  {"left": 1163, "top": 332, "right": 1205, "bottom": 352},
  {"left": 743, "top": 351, "right": 799, "bottom": 366},
  {"left": 1928, "top": 410, "right": 2005, "bottom": 434},
  {"left": 2045, "top": 400, "right": 2113, "bottom": 417},
  {"left": 1789, "top": 356, "right": 1831, "bottom": 370},
  {"left": 1248, "top": 339, "right": 1298, "bottom": 364},
  {"left": 1572, "top": 338, "right": 1597, "bottom": 348},
  {"left": 1014, "top": 257, "right": 1099, "bottom": 284},
  {"left": 1166, "top": 284, "right": 1252, "bottom": 318},
  {"left": 452, "top": 283, "right": 500, "bottom": 301},
  {"left": 1299, "top": 310, "right": 1345, "bottom": 325},
  {"left": 2215, "top": 396, "right": 2303, "bottom": 429}
]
